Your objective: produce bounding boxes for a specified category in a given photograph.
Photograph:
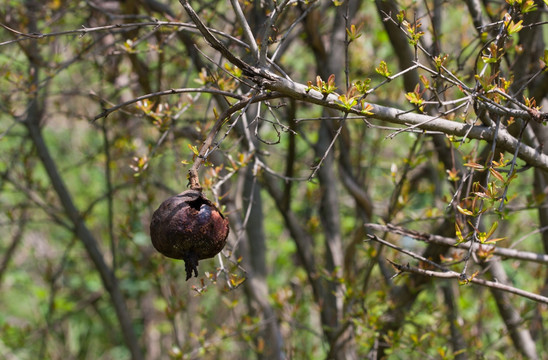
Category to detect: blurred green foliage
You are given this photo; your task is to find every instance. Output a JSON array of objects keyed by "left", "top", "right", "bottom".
[{"left": 1, "top": 0, "right": 547, "bottom": 359}]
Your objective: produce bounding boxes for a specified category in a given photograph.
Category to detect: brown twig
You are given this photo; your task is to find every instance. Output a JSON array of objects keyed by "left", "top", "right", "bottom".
[
  {"left": 179, "top": 0, "right": 255, "bottom": 75},
  {"left": 0, "top": 20, "right": 249, "bottom": 48},
  {"left": 366, "top": 234, "right": 446, "bottom": 271},
  {"left": 385, "top": 258, "right": 548, "bottom": 305},
  {"left": 186, "top": 92, "right": 282, "bottom": 191},
  {"left": 365, "top": 223, "right": 548, "bottom": 265},
  {"left": 93, "top": 88, "right": 244, "bottom": 121}
]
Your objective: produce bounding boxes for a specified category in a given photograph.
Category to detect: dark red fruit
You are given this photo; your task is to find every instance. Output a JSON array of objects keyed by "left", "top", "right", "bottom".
[{"left": 150, "top": 190, "right": 229, "bottom": 280}]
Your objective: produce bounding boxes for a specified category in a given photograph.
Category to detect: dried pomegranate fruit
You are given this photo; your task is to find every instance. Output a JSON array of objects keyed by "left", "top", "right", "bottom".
[{"left": 150, "top": 190, "right": 229, "bottom": 280}]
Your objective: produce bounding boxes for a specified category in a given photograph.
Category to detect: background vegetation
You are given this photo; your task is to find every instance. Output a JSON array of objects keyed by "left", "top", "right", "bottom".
[{"left": 1, "top": 0, "right": 547, "bottom": 359}]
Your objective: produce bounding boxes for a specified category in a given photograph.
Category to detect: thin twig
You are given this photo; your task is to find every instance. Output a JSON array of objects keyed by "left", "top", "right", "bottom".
[
  {"left": 0, "top": 20, "right": 249, "bottom": 48},
  {"left": 228, "top": 0, "right": 259, "bottom": 61},
  {"left": 366, "top": 234, "right": 447, "bottom": 271},
  {"left": 386, "top": 259, "right": 548, "bottom": 305},
  {"left": 187, "top": 92, "right": 283, "bottom": 191},
  {"left": 93, "top": 88, "right": 243, "bottom": 121},
  {"left": 365, "top": 223, "right": 548, "bottom": 265}
]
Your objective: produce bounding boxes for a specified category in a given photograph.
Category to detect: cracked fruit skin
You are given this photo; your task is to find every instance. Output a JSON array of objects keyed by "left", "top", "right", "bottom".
[{"left": 150, "top": 190, "right": 229, "bottom": 280}]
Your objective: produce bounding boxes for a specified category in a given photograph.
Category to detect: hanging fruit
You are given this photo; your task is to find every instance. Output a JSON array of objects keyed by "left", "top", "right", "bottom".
[{"left": 150, "top": 190, "right": 229, "bottom": 280}]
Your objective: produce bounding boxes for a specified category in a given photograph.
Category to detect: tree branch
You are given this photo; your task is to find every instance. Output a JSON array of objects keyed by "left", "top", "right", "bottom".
[
  {"left": 93, "top": 88, "right": 245, "bottom": 121},
  {"left": 178, "top": 0, "right": 548, "bottom": 172},
  {"left": 385, "top": 258, "right": 548, "bottom": 305},
  {"left": 187, "top": 92, "right": 282, "bottom": 191},
  {"left": 365, "top": 223, "right": 548, "bottom": 265}
]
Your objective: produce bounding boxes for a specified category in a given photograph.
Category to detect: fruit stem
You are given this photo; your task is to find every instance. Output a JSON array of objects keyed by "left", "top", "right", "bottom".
[
  {"left": 187, "top": 87, "right": 268, "bottom": 191},
  {"left": 187, "top": 104, "right": 234, "bottom": 192},
  {"left": 188, "top": 168, "right": 202, "bottom": 192}
]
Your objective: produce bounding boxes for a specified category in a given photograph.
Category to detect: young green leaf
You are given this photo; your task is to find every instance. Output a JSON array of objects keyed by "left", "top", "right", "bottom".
[
  {"left": 457, "top": 205, "right": 474, "bottom": 216},
  {"left": 375, "top": 61, "right": 391, "bottom": 78}
]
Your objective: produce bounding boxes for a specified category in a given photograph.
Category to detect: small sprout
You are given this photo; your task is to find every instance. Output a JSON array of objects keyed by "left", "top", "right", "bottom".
[
  {"left": 188, "top": 143, "right": 199, "bottom": 156},
  {"left": 433, "top": 54, "right": 448, "bottom": 71},
  {"left": 405, "top": 20, "right": 425, "bottom": 46},
  {"left": 506, "top": 19, "right": 524, "bottom": 36},
  {"left": 405, "top": 83, "right": 425, "bottom": 112},
  {"left": 396, "top": 10, "right": 406, "bottom": 24},
  {"left": 419, "top": 75, "right": 430, "bottom": 89},
  {"left": 195, "top": 68, "right": 212, "bottom": 85},
  {"left": 446, "top": 168, "right": 460, "bottom": 182},
  {"left": 455, "top": 222, "right": 468, "bottom": 244},
  {"left": 225, "top": 63, "right": 242, "bottom": 76},
  {"left": 375, "top": 61, "right": 391, "bottom": 78},
  {"left": 346, "top": 24, "right": 363, "bottom": 43},
  {"left": 307, "top": 74, "right": 338, "bottom": 96},
  {"left": 476, "top": 245, "right": 495, "bottom": 259},
  {"left": 482, "top": 42, "right": 503, "bottom": 64},
  {"left": 483, "top": 237, "right": 505, "bottom": 244},
  {"left": 523, "top": 95, "right": 539, "bottom": 110},
  {"left": 491, "top": 153, "right": 509, "bottom": 168},
  {"left": 229, "top": 273, "right": 246, "bottom": 288},
  {"left": 475, "top": 73, "right": 498, "bottom": 92},
  {"left": 458, "top": 271, "right": 479, "bottom": 285},
  {"left": 489, "top": 168, "right": 505, "bottom": 182},
  {"left": 354, "top": 78, "right": 371, "bottom": 94},
  {"left": 520, "top": 0, "right": 538, "bottom": 13},
  {"left": 360, "top": 101, "right": 374, "bottom": 116},
  {"left": 326, "top": 74, "right": 336, "bottom": 92},
  {"left": 337, "top": 94, "right": 358, "bottom": 110},
  {"left": 457, "top": 205, "right": 474, "bottom": 216},
  {"left": 336, "top": 86, "right": 361, "bottom": 110},
  {"left": 484, "top": 221, "right": 498, "bottom": 240},
  {"left": 500, "top": 76, "right": 513, "bottom": 91}
]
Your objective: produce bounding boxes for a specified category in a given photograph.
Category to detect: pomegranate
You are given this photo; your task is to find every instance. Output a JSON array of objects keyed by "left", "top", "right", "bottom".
[{"left": 150, "top": 190, "right": 229, "bottom": 280}]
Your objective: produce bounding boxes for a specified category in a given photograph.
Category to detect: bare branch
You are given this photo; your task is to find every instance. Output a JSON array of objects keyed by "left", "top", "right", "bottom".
[
  {"left": 179, "top": 0, "right": 256, "bottom": 75},
  {"left": 366, "top": 234, "right": 446, "bottom": 271},
  {"left": 228, "top": 0, "right": 259, "bottom": 61},
  {"left": 0, "top": 20, "right": 249, "bottom": 48},
  {"left": 93, "top": 87, "right": 245, "bottom": 121},
  {"left": 386, "top": 259, "right": 548, "bottom": 305},
  {"left": 179, "top": 0, "right": 548, "bottom": 172},
  {"left": 365, "top": 223, "right": 548, "bottom": 265},
  {"left": 187, "top": 92, "right": 283, "bottom": 191}
]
